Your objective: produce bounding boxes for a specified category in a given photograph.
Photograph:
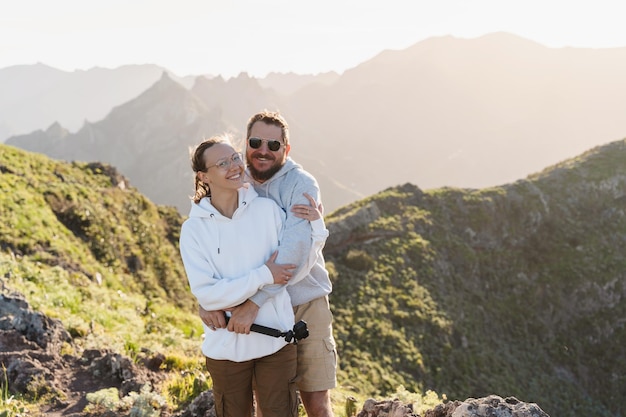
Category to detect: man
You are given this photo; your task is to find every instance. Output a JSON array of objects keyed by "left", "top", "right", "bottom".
[{"left": 199, "top": 110, "right": 337, "bottom": 417}]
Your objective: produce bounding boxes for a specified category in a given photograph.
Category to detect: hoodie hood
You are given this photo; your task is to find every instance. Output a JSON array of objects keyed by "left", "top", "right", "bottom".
[
  {"left": 187, "top": 184, "right": 259, "bottom": 255},
  {"left": 189, "top": 183, "right": 258, "bottom": 220},
  {"left": 247, "top": 157, "right": 300, "bottom": 185},
  {"left": 247, "top": 157, "right": 301, "bottom": 198}
]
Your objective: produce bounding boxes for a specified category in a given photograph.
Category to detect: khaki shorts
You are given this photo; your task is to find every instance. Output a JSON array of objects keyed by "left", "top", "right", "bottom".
[{"left": 293, "top": 295, "right": 338, "bottom": 392}]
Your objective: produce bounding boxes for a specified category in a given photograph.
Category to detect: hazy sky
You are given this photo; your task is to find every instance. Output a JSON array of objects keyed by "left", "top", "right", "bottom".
[{"left": 1, "top": 0, "right": 625, "bottom": 78}]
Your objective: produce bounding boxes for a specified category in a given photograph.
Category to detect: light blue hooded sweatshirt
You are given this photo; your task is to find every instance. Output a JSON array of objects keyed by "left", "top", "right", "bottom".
[{"left": 248, "top": 157, "right": 333, "bottom": 307}]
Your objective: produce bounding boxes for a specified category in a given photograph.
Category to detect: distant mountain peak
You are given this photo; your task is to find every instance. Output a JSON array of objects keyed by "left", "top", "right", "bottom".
[
  {"left": 44, "top": 122, "right": 69, "bottom": 139},
  {"left": 159, "top": 70, "right": 172, "bottom": 80},
  {"left": 132, "top": 70, "right": 188, "bottom": 101}
]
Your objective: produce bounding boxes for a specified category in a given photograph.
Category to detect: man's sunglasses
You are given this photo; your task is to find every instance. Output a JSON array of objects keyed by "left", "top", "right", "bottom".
[{"left": 248, "top": 137, "right": 284, "bottom": 152}]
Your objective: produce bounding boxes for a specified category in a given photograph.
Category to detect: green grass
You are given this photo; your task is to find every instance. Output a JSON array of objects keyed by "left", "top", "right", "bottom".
[{"left": 0, "top": 364, "right": 34, "bottom": 417}]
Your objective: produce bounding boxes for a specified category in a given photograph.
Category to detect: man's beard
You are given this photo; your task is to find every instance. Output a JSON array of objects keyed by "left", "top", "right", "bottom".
[{"left": 246, "top": 155, "right": 284, "bottom": 182}]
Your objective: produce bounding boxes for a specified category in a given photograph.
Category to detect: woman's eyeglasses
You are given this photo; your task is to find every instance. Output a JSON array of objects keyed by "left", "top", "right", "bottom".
[
  {"left": 248, "top": 137, "right": 284, "bottom": 152},
  {"left": 206, "top": 152, "right": 244, "bottom": 171}
]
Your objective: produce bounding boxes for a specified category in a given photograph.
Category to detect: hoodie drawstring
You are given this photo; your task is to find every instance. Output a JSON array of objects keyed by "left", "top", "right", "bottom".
[{"left": 210, "top": 213, "right": 220, "bottom": 254}]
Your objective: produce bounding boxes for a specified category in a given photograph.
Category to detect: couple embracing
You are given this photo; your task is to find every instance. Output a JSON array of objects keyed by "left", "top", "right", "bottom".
[{"left": 179, "top": 111, "right": 337, "bottom": 417}]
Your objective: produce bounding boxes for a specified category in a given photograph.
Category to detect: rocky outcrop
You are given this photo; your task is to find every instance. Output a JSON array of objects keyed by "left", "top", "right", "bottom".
[
  {"left": 355, "top": 398, "right": 417, "bottom": 417},
  {"left": 174, "top": 391, "right": 216, "bottom": 417},
  {"left": 0, "top": 291, "right": 71, "bottom": 351},
  {"left": 0, "top": 291, "right": 72, "bottom": 401},
  {"left": 424, "top": 395, "right": 549, "bottom": 417},
  {"left": 354, "top": 395, "right": 549, "bottom": 417},
  {"left": 0, "top": 289, "right": 166, "bottom": 414}
]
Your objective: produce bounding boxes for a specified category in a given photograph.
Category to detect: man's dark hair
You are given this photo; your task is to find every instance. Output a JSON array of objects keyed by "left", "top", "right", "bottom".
[{"left": 246, "top": 110, "right": 290, "bottom": 145}]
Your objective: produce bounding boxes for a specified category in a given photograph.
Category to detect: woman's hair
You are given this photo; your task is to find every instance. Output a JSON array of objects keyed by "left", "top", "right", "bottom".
[
  {"left": 190, "top": 136, "right": 228, "bottom": 204},
  {"left": 246, "top": 110, "right": 290, "bottom": 145}
]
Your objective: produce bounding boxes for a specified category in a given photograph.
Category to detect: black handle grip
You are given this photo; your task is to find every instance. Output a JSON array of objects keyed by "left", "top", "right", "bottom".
[
  {"left": 224, "top": 314, "right": 282, "bottom": 337},
  {"left": 249, "top": 323, "right": 283, "bottom": 338},
  {"left": 222, "top": 314, "right": 309, "bottom": 344}
]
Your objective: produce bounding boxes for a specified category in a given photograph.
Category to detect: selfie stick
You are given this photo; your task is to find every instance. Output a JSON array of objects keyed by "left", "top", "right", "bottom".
[{"left": 223, "top": 314, "right": 309, "bottom": 345}]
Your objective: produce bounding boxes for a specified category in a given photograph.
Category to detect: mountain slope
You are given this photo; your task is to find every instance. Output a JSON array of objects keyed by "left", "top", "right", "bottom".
[
  {"left": 0, "top": 143, "right": 214, "bottom": 415},
  {"left": 0, "top": 142, "right": 193, "bottom": 311},
  {"left": 288, "top": 32, "right": 626, "bottom": 200},
  {"left": 324, "top": 138, "right": 626, "bottom": 416}
]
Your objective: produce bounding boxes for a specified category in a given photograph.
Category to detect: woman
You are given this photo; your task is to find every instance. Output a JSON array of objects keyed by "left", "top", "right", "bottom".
[{"left": 179, "top": 136, "right": 327, "bottom": 417}]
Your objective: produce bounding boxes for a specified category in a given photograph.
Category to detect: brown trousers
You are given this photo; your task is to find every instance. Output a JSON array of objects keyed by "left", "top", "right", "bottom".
[{"left": 206, "top": 344, "right": 298, "bottom": 417}]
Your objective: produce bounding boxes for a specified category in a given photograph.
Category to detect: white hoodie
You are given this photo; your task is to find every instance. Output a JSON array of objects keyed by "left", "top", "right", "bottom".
[{"left": 179, "top": 183, "right": 328, "bottom": 362}]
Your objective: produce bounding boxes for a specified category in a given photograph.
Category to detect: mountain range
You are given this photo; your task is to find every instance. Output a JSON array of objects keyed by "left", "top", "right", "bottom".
[{"left": 5, "top": 31, "right": 626, "bottom": 215}]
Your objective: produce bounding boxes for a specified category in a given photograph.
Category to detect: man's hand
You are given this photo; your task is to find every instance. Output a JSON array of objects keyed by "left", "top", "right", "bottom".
[
  {"left": 291, "top": 192, "right": 323, "bottom": 220},
  {"left": 265, "top": 251, "right": 296, "bottom": 285},
  {"left": 226, "top": 299, "right": 260, "bottom": 334},
  {"left": 198, "top": 305, "right": 227, "bottom": 331}
]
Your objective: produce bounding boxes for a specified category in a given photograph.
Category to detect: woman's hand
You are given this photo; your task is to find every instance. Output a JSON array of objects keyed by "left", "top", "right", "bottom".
[
  {"left": 265, "top": 251, "right": 296, "bottom": 285},
  {"left": 198, "top": 305, "right": 227, "bottom": 331},
  {"left": 291, "top": 192, "right": 323, "bottom": 221}
]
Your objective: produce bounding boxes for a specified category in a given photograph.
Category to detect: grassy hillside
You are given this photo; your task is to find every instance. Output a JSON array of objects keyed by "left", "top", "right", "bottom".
[
  {"left": 0, "top": 144, "right": 193, "bottom": 311},
  {"left": 0, "top": 144, "right": 209, "bottom": 414},
  {"left": 324, "top": 139, "right": 626, "bottom": 416}
]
